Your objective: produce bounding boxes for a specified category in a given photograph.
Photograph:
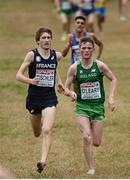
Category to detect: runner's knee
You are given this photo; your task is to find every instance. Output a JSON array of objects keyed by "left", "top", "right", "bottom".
[
  {"left": 42, "top": 127, "right": 52, "bottom": 136},
  {"left": 82, "top": 133, "right": 92, "bottom": 144}
]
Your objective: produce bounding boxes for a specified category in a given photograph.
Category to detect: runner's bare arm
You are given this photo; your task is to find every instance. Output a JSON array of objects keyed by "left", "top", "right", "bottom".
[
  {"left": 98, "top": 61, "right": 117, "bottom": 111},
  {"left": 56, "top": 69, "right": 65, "bottom": 94},
  {"left": 62, "top": 34, "right": 72, "bottom": 57},
  {"left": 16, "top": 51, "right": 40, "bottom": 85},
  {"left": 89, "top": 33, "right": 103, "bottom": 59},
  {"left": 56, "top": 51, "right": 63, "bottom": 61},
  {"left": 54, "top": 0, "right": 61, "bottom": 12},
  {"left": 55, "top": 52, "right": 66, "bottom": 93},
  {"left": 65, "top": 64, "right": 77, "bottom": 100}
]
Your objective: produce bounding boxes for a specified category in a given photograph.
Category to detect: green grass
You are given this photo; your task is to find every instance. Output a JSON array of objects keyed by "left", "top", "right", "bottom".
[{"left": 0, "top": 0, "right": 130, "bottom": 178}]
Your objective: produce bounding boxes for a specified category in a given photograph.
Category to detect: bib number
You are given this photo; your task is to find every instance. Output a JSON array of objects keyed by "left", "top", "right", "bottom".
[
  {"left": 80, "top": 81, "right": 101, "bottom": 99},
  {"left": 35, "top": 69, "right": 55, "bottom": 87}
]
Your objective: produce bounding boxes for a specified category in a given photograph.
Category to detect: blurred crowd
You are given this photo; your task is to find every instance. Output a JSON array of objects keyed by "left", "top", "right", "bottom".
[{"left": 53, "top": 0, "right": 128, "bottom": 41}]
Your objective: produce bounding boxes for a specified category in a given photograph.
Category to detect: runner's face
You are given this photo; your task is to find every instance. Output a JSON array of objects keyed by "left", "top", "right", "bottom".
[
  {"left": 75, "top": 19, "right": 85, "bottom": 32},
  {"left": 38, "top": 32, "right": 52, "bottom": 50},
  {"left": 80, "top": 42, "right": 94, "bottom": 60}
]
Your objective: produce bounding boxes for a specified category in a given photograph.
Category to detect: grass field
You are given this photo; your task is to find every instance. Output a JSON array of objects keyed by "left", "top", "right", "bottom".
[{"left": 0, "top": 0, "right": 130, "bottom": 178}]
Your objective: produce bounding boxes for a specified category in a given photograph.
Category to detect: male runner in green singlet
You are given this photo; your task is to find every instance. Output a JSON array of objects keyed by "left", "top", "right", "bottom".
[{"left": 64, "top": 37, "right": 117, "bottom": 175}]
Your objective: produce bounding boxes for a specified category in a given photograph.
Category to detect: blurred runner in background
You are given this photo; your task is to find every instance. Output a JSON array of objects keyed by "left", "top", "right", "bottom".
[
  {"left": 62, "top": 15, "right": 103, "bottom": 65},
  {"left": 80, "top": 0, "right": 96, "bottom": 32},
  {"left": 118, "top": 0, "right": 128, "bottom": 21},
  {"left": 95, "top": 0, "right": 107, "bottom": 36},
  {"left": 54, "top": 0, "right": 73, "bottom": 41}
]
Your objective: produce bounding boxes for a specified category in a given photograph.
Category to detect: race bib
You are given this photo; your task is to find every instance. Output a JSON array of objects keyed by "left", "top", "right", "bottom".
[
  {"left": 35, "top": 69, "right": 55, "bottom": 87},
  {"left": 72, "top": 45, "right": 82, "bottom": 62},
  {"left": 80, "top": 81, "right": 101, "bottom": 99}
]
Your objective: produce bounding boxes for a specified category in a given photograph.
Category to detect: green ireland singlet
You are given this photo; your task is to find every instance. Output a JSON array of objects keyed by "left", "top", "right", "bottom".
[{"left": 75, "top": 59, "right": 105, "bottom": 120}]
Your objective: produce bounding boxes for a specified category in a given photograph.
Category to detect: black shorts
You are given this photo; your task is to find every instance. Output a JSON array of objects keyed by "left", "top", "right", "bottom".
[
  {"left": 81, "top": 9, "right": 95, "bottom": 16},
  {"left": 26, "top": 95, "right": 58, "bottom": 115}
]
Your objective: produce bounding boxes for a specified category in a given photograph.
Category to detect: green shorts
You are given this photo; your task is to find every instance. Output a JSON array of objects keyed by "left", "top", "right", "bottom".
[
  {"left": 75, "top": 102, "right": 105, "bottom": 121},
  {"left": 60, "top": 9, "right": 73, "bottom": 19}
]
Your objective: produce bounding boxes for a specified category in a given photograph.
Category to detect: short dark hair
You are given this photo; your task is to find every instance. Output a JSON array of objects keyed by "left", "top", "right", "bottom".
[
  {"left": 75, "top": 15, "right": 86, "bottom": 22},
  {"left": 80, "top": 37, "right": 95, "bottom": 47},
  {"left": 35, "top": 27, "right": 52, "bottom": 42}
]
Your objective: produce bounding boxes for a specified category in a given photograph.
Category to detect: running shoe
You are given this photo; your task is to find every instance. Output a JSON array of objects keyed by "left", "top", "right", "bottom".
[
  {"left": 87, "top": 169, "right": 95, "bottom": 176},
  {"left": 37, "top": 161, "right": 46, "bottom": 173}
]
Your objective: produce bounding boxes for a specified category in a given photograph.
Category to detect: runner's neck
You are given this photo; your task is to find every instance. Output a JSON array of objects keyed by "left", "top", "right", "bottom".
[{"left": 37, "top": 47, "right": 50, "bottom": 59}]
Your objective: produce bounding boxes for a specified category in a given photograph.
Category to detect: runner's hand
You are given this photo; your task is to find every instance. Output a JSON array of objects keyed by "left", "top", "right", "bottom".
[
  {"left": 108, "top": 97, "right": 116, "bottom": 111},
  {"left": 30, "top": 77, "right": 40, "bottom": 85},
  {"left": 70, "top": 91, "right": 77, "bottom": 102},
  {"left": 57, "top": 83, "right": 65, "bottom": 94}
]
